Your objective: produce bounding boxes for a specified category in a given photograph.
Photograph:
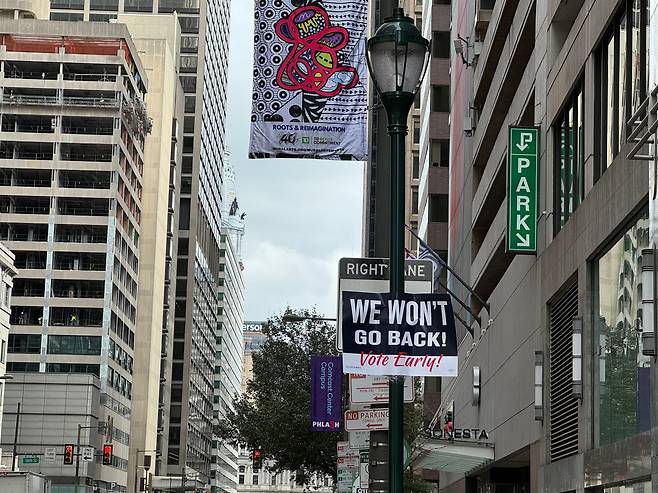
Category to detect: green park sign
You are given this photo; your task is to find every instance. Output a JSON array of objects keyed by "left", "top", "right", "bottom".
[{"left": 507, "top": 126, "right": 539, "bottom": 253}]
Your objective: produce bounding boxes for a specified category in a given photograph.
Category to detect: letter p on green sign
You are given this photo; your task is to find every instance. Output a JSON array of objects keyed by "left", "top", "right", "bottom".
[{"left": 507, "top": 127, "right": 539, "bottom": 253}]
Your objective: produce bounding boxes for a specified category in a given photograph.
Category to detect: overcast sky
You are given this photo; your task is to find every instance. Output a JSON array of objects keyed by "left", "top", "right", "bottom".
[{"left": 226, "top": 0, "right": 365, "bottom": 322}]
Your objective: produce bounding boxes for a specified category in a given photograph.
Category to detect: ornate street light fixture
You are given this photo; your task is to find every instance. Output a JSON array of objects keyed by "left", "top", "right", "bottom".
[{"left": 366, "top": 9, "right": 430, "bottom": 493}]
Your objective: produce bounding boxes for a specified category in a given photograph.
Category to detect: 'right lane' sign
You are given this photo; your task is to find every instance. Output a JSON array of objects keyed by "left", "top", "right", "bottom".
[{"left": 507, "top": 126, "right": 539, "bottom": 253}]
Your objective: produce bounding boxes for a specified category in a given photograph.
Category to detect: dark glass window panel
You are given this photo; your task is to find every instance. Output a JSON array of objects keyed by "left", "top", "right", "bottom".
[
  {"left": 429, "top": 194, "right": 449, "bottom": 222},
  {"left": 432, "top": 32, "right": 451, "bottom": 58},
  {"left": 47, "top": 335, "right": 101, "bottom": 355},
  {"left": 431, "top": 85, "right": 450, "bottom": 112}
]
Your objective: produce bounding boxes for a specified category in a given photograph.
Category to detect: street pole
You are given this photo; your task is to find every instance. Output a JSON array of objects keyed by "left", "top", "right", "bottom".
[
  {"left": 11, "top": 401, "right": 20, "bottom": 471},
  {"left": 75, "top": 423, "right": 81, "bottom": 493},
  {"left": 366, "top": 9, "right": 430, "bottom": 493},
  {"left": 385, "top": 91, "right": 414, "bottom": 493}
]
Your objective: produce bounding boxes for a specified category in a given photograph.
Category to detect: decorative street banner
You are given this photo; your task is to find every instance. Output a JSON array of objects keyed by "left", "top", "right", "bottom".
[
  {"left": 310, "top": 355, "right": 342, "bottom": 432},
  {"left": 507, "top": 126, "right": 539, "bottom": 253},
  {"left": 341, "top": 292, "right": 458, "bottom": 376},
  {"left": 249, "top": 0, "right": 368, "bottom": 160}
]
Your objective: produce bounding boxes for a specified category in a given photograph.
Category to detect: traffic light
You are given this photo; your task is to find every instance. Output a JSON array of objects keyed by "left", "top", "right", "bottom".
[
  {"left": 63, "top": 444, "right": 74, "bottom": 465},
  {"left": 102, "top": 444, "right": 113, "bottom": 465},
  {"left": 252, "top": 448, "right": 262, "bottom": 469}
]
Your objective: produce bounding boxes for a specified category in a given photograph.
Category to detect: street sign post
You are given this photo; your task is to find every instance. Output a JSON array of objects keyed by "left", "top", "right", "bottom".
[
  {"left": 507, "top": 126, "right": 539, "bottom": 253},
  {"left": 81, "top": 447, "right": 94, "bottom": 462},
  {"left": 348, "top": 431, "right": 370, "bottom": 450},
  {"left": 349, "top": 374, "right": 414, "bottom": 404},
  {"left": 345, "top": 409, "right": 389, "bottom": 432},
  {"left": 337, "top": 258, "right": 434, "bottom": 350},
  {"left": 44, "top": 447, "right": 56, "bottom": 464},
  {"left": 359, "top": 452, "right": 369, "bottom": 488},
  {"left": 337, "top": 441, "right": 359, "bottom": 493}
]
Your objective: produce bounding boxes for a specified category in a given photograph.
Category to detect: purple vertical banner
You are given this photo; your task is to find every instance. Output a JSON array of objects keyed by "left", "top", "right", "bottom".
[{"left": 310, "top": 355, "right": 342, "bottom": 432}]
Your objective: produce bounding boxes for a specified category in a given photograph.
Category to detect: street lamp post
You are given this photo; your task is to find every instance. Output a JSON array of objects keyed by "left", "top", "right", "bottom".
[{"left": 366, "top": 9, "right": 430, "bottom": 493}]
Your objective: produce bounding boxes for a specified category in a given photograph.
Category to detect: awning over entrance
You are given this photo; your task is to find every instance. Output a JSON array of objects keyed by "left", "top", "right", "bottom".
[{"left": 414, "top": 439, "right": 494, "bottom": 474}]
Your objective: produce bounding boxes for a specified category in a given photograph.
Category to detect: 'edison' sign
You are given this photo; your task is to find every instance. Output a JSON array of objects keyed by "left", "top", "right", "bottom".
[{"left": 507, "top": 126, "right": 539, "bottom": 253}]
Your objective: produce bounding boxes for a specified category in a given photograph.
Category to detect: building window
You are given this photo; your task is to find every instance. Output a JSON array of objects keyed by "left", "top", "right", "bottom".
[
  {"left": 430, "top": 139, "right": 449, "bottom": 167},
  {"left": 47, "top": 335, "right": 101, "bottom": 355},
  {"left": 49, "top": 12, "right": 83, "bottom": 20},
  {"left": 123, "top": 0, "right": 152, "bottom": 11},
  {"left": 429, "top": 194, "right": 449, "bottom": 222},
  {"left": 603, "top": 481, "right": 651, "bottom": 492},
  {"left": 594, "top": 209, "right": 650, "bottom": 447},
  {"left": 431, "top": 85, "right": 450, "bottom": 112},
  {"left": 252, "top": 475, "right": 259, "bottom": 485},
  {"left": 412, "top": 153, "right": 420, "bottom": 179},
  {"left": 411, "top": 187, "right": 419, "bottom": 215},
  {"left": 0, "top": 339, "right": 5, "bottom": 362},
  {"left": 432, "top": 32, "right": 451, "bottom": 58},
  {"left": 595, "top": 0, "right": 648, "bottom": 175},
  {"left": 413, "top": 124, "right": 420, "bottom": 144},
  {"left": 553, "top": 79, "right": 584, "bottom": 233},
  {"left": 238, "top": 475, "right": 244, "bottom": 485},
  {"left": 8, "top": 334, "right": 41, "bottom": 353}
]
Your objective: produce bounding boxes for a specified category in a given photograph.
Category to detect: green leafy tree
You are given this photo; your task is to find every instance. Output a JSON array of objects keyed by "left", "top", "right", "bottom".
[
  {"left": 216, "top": 308, "right": 435, "bottom": 492},
  {"left": 403, "top": 380, "right": 433, "bottom": 493},
  {"left": 216, "top": 308, "right": 342, "bottom": 480}
]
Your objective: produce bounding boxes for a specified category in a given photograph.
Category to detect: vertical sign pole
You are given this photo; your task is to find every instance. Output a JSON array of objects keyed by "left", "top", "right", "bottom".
[
  {"left": 75, "top": 424, "right": 81, "bottom": 492},
  {"left": 11, "top": 402, "right": 20, "bottom": 471}
]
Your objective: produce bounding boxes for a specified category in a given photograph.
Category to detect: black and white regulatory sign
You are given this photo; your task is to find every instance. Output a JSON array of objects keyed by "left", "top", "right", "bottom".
[{"left": 341, "top": 291, "right": 458, "bottom": 377}]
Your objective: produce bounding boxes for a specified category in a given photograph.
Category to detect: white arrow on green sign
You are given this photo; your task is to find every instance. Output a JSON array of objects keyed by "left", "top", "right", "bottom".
[{"left": 507, "top": 126, "right": 539, "bottom": 253}]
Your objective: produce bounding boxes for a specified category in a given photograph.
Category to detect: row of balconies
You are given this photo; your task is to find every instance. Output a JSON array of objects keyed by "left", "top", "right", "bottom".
[
  {"left": 11, "top": 306, "right": 102, "bottom": 326},
  {"left": 0, "top": 223, "right": 107, "bottom": 244},
  {"left": 0, "top": 115, "right": 115, "bottom": 136},
  {"left": 0, "top": 169, "right": 112, "bottom": 189},
  {"left": 0, "top": 196, "right": 111, "bottom": 217},
  {"left": 0, "top": 141, "right": 114, "bottom": 162},
  {"left": 3, "top": 60, "right": 121, "bottom": 83}
]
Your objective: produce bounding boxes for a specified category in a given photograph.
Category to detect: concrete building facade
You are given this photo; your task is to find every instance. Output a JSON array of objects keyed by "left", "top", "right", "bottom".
[
  {"left": 414, "top": 0, "right": 658, "bottom": 492},
  {"left": 115, "top": 13, "right": 184, "bottom": 492},
  {"left": 0, "top": 17, "right": 150, "bottom": 492},
  {"left": 0, "top": 241, "right": 16, "bottom": 449},
  {"left": 45, "top": 0, "right": 233, "bottom": 483}
]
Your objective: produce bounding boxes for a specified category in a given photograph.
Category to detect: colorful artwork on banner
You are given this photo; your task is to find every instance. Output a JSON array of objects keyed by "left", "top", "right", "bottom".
[{"left": 249, "top": 0, "right": 367, "bottom": 160}]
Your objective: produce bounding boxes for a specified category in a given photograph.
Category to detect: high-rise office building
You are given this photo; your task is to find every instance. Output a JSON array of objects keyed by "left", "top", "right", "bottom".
[
  {"left": 413, "top": 0, "right": 658, "bottom": 491},
  {"left": 47, "top": 0, "right": 233, "bottom": 483},
  {"left": 114, "top": 13, "right": 184, "bottom": 491},
  {"left": 0, "top": 15, "right": 150, "bottom": 492},
  {"left": 210, "top": 160, "right": 245, "bottom": 493}
]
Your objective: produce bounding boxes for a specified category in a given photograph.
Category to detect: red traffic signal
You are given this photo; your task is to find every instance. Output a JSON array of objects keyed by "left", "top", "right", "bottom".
[
  {"left": 252, "top": 448, "right": 262, "bottom": 469},
  {"left": 63, "top": 444, "right": 74, "bottom": 465},
  {"left": 103, "top": 444, "right": 113, "bottom": 465}
]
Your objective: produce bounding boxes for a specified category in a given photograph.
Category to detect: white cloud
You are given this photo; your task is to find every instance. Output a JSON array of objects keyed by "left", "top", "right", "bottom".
[{"left": 243, "top": 241, "right": 353, "bottom": 320}]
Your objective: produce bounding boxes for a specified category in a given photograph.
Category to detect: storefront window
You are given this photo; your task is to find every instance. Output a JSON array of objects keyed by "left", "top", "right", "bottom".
[{"left": 594, "top": 210, "right": 651, "bottom": 446}]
